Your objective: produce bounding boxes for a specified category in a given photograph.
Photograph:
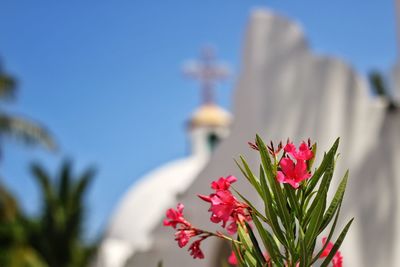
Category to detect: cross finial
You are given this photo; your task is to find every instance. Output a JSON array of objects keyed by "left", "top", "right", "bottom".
[{"left": 183, "top": 46, "right": 230, "bottom": 105}]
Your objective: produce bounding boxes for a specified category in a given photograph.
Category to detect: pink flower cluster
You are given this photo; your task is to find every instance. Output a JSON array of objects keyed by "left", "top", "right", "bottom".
[
  {"left": 164, "top": 176, "right": 252, "bottom": 260},
  {"left": 163, "top": 203, "right": 207, "bottom": 259},
  {"left": 198, "top": 175, "right": 251, "bottom": 234},
  {"left": 277, "top": 141, "right": 314, "bottom": 188}
]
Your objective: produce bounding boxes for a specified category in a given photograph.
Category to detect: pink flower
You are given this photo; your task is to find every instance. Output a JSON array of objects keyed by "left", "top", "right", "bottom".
[
  {"left": 164, "top": 203, "right": 213, "bottom": 259},
  {"left": 228, "top": 251, "right": 238, "bottom": 265},
  {"left": 174, "top": 229, "right": 199, "bottom": 248},
  {"left": 189, "top": 239, "right": 205, "bottom": 259},
  {"left": 209, "top": 191, "right": 238, "bottom": 223},
  {"left": 277, "top": 157, "right": 311, "bottom": 188},
  {"left": 211, "top": 175, "right": 237, "bottom": 191},
  {"left": 199, "top": 188, "right": 250, "bottom": 234},
  {"left": 284, "top": 141, "right": 313, "bottom": 161},
  {"left": 163, "top": 203, "right": 191, "bottom": 228},
  {"left": 319, "top": 237, "right": 343, "bottom": 267}
]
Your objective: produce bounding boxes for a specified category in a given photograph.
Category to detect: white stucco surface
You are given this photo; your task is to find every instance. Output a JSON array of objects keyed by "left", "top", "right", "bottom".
[{"left": 95, "top": 156, "right": 207, "bottom": 267}]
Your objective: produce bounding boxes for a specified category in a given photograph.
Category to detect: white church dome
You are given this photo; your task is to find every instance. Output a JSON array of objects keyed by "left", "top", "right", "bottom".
[{"left": 97, "top": 155, "right": 207, "bottom": 267}]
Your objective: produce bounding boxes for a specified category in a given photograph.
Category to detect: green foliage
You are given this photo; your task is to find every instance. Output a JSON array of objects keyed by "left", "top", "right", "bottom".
[
  {"left": 28, "top": 160, "right": 98, "bottom": 267},
  {"left": 234, "top": 136, "right": 353, "bottom": 267},
  {"left": 0, "top": 160, "right": 98, "bottom": 267},
  {"left": 0, "top": 61, "right": 56, "bottom": 152},
  {"left": 0, "top": 183, "right": 47, "bottom": 267}
]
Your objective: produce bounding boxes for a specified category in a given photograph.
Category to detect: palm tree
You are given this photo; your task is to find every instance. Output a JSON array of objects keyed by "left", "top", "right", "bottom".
[
  {"left": 0, "top": 58, "right": 58, "bottom": 266},
  {"left": 0, "top": 61, "right": 56, "bottom": 154},
  {"left": 0, "top": 183, "right": 47, "bottom": 267},
  {"left": 28, "top": 160, "right": 97, "bottom": 267}
]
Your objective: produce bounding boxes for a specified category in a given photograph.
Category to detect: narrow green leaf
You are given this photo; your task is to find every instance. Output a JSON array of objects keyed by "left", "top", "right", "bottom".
[
  {"left": 320, "top": 171, "right": 348, "bottom": 231},
  {"left": 303, "top": 191, "right": 317, "bottom": 214},
  {"left": 284, "top": 184, "right": 302, "bottom": 219},
  {"left": 304, "top": 155, "right": 334, "bottom": 225},
  {"left": 243, "top": 251, "right": 258, "bottom": 267},
  {"left": 305, "top": 189, "right": 326, "bottom": 250},
  {"left": 256, "top": 135, "right": 293, "bottom": 243},
  {"left": 235, "top": 157, "right": 263, "bottom": 198},
  {"left": 305, "top": 138, "right": 339, "bottom": 196},
  {"left": 237, "top": 224, "right": 253, "bottom": 251},
  {"left": 232, "top": 241, "right": 246, "bottom": 267},
  {"left": 245, "top": 222, "right": 267, "bottom": 265},
  {"left": 320, "top": 218, "right": 354, "bottom": 267},
  {"left": 251, "top": 214, "right": 284, "bottom": 267},
  {"left": 311, "top": 204, "right": 342, "bottom": 264},
  {"left": 259, "top": 164, "right": 287, "bottom": 247},
  {"left": 233, "top": 188, "right": 269, "bottom": 224},
  {"left": 299, "top": 226, "right": 308, "bottom": 267}
]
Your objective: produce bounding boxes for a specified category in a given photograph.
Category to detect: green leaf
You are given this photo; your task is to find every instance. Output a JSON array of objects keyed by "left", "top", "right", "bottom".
[
  {"left": 251, "top": 214, "right": 284, "bottom": 267},
  {"left": 304, "top": 154, "right": 335, "bottom": 225},
  {"left": 233, "top": 188, "right": 269, "bottom": 223},
  {"left": 235, "top": 157, "right": 263, "bottom": 199},
  {"left": 256, "top": 135, "right": 294, "bottom": 243},
  {"left": 259, "top": 165, "right": 287, "bottom": 247},
  {"left": 303, "top": 191, "right": 317, "bottom": 214},
  {"left": 237, "top": 223, "right": 253, "bottom": 251},
  {"left": 305, "top": 188, "right": 326, "bottom": 250},
  {"left": 299, "top": 226, "right": 308, "bottom": 267},
  {"left": 311, "top": 204, "right": 342, "bottom": 264},
  {"left": 320, "top": 218, "right": 354, "bottom": 267},
  {"left": 320, "top": 171, "right": 348, "bottom": 232},
  {"left": 305, "top": 138, "right": 339, "bottom": 196},
  {"left": 245, "top": 222, "right": 267, "bottom": 266},
  {"left": 232, "top": 241, "right": 246, "bottom": 267},
  {"left": 284, "top": 184, "right": 302, "bottom": 219},
  {"left": 243, "top": 251, "right": 258, "bottom": 267}
]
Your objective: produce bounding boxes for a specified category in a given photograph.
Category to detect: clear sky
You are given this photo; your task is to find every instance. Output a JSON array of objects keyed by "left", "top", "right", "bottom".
[{"left": 0, "top": 0, "right": 397, "bottom": 239}]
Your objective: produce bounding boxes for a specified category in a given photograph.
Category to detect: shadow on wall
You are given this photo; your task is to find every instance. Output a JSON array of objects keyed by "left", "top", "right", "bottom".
[{"left": 353, "top": 110, "right": 399, "bottom": 267}]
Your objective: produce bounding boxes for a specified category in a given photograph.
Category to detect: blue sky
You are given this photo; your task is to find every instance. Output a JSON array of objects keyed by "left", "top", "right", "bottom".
[{"left": 0, "top": 0, "right": 397, "bottom": 238}]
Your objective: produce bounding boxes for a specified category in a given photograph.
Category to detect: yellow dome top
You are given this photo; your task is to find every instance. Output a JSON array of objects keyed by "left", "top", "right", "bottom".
[{"left": 189, "top": 104, "right": 232, "bottom": 128}]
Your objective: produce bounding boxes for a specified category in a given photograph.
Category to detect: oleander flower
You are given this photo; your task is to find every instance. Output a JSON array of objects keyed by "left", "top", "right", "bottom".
[
  {"left": 163, "top": 203, "right": 191, "bottom": 228},
  {"left": 277, "top": 157, "right": 311, "bottom": 188},
  {"left": 284, "top": 141, "right": 313, "bottom": 161},
  {"left": 175, "top": 229, "right": 200, "bottom": 248},
  {"left": 164, "top": 203, "right": 209, "bottom": 259},
  {"left": 199, "top": 177, "right": 251, "bottom": 233},
  {"left": 188, "top": 239, "right": 205, "bottom": 259},
  {"left": 211, "top": 175, "right": 238, "bottom": 191}
]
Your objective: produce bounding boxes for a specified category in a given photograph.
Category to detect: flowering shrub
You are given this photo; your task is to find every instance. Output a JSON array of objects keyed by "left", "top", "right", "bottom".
[{"left": 164, "top": 135, "right": 353, "bottom": 267}]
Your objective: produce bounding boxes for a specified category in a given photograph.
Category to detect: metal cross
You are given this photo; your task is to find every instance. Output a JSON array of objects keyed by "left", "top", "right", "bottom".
[{"left": 183, "top": 46, "right": 230, "bottom": 104}]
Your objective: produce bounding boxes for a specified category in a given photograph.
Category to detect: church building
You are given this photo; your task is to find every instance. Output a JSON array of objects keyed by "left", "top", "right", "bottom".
[{"left": 97, "top": 6, "right": 400, "bottom": 267}]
